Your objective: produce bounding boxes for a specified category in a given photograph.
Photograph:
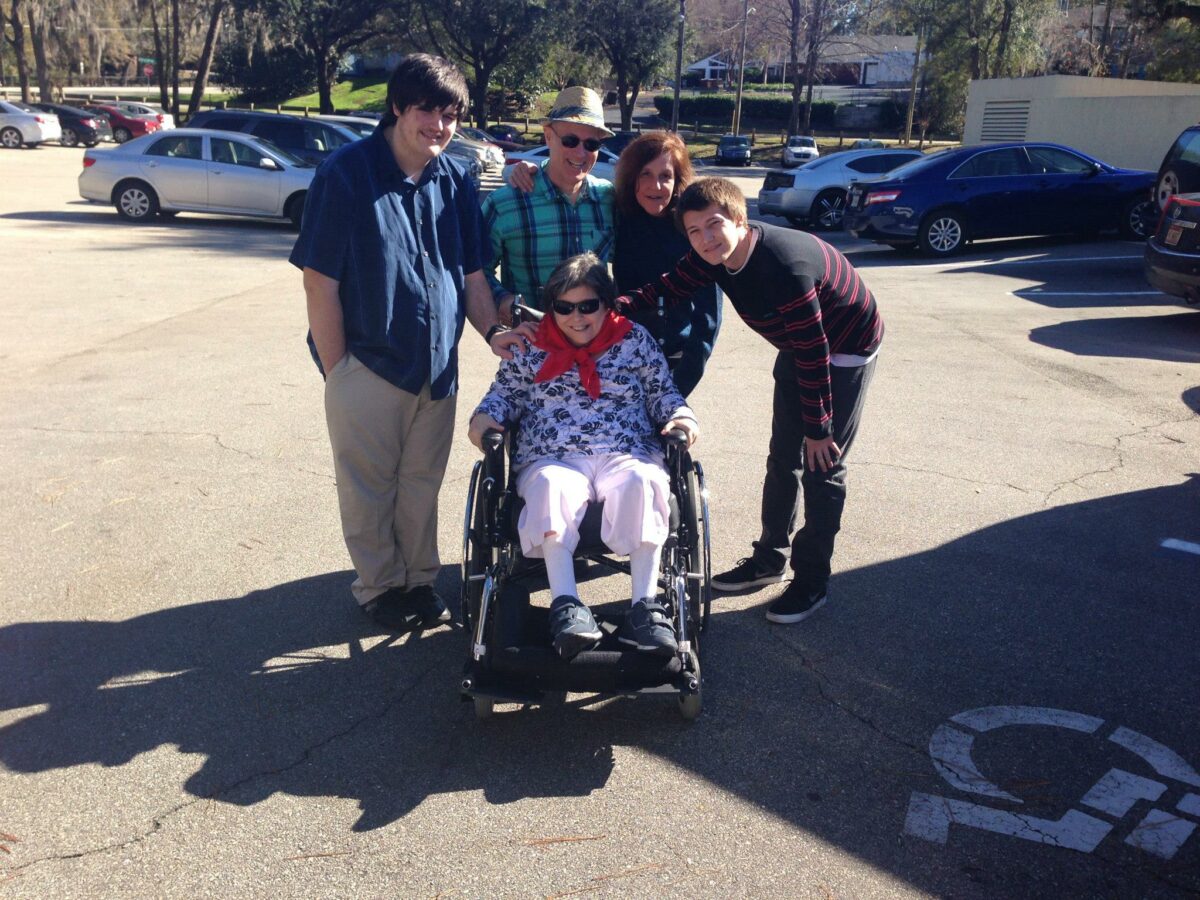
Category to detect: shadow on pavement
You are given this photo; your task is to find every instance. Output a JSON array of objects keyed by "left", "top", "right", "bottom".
[
  {"left": 3, "top": 477, "right": 1199, "bottom": 894},
  {"left": 1029, "top": 310, "right": 1200, "bottom": 364}
]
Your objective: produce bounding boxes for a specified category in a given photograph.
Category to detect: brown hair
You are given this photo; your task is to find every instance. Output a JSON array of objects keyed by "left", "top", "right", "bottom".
[
  {"left": 613, "top": 131, "right": 695, "bottom": 218},
  {"left": 382, "top": 54, "right": 469, "bottom": 125},
  {"left": 674, "top": 177, "right": 748, "bottom": 232},
  {"left": 543, "top": 253, "right": 617, "bottom": 308}
]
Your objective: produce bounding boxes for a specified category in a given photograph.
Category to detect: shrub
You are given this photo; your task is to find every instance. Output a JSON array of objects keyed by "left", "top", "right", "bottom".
[
  {"left": 215, "top": 42, "right": 316, "bottom": 106},
  {"left": 654, "top": 94, "right": 838, "bottom": 127}
]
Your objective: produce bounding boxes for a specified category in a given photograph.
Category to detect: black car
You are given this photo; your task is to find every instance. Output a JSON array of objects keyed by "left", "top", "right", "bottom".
[
  {"left": 187, "top": 110, "right": 359, "bottom": 165},
  {"left": 33, "top": 103, "right": 113, "bottom": 147},
  {"left": 602, "top": 131, "right": 640, "bottom": 156},
  {"left": 1155, "top": 124, "right": 1200, "bottom": 210},
  {"left": 1145, "top": 193, "right": 1200, "bottom": 307},
  {"left": 843, "top": 142, "right": 1157, "bottom": 257},
  {"left": 486, "top": 124, "right": 524, "bottom": 145}
]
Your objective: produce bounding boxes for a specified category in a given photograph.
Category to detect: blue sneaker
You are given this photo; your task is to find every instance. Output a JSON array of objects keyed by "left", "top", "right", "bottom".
[
  {"left": 618, "top": 600, "right": 678, "bottom": 656},
  {"left": 549, "top": 595, "right": 602, "bottom": 659}
]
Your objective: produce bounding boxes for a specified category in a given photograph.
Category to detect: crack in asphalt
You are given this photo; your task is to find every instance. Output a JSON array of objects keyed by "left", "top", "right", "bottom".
[
  {"left": 856, "top": 459, "right": 1036, "bottom": 494},
  {"left": 2, "top": 654, "right": 443, "bottom": 877},
  {"left": 21, "top": 425, "right": 257, "bottom": 459},
  {"left": 1042, "top": 416, "right": 1191, "bottom": 505}
]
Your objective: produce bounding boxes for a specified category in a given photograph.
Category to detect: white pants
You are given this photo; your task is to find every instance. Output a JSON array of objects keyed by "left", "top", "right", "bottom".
[{"left": 515, "top": 454, "right": 671, "bottom": 558}]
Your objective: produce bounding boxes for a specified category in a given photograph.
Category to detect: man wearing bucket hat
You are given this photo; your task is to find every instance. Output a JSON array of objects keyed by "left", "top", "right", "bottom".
[{"left": 482, "top": 86, "right": 617, "bottom": 321}]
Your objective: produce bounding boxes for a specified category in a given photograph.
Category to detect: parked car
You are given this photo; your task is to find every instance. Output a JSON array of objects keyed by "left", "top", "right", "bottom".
[
  {"left": 0, "top": 99, "right": 62, "bottom": 149},
  {"left": 759, "top": 147, "right": 925, "bottom": 230},
  {"left": 33, "top": 103, "right": 113, "bottom": 147},
  {"left": 312, "top": 114, "right": 378, "bottom": 139},
  {"left": 848, "top": 139, "right": 885, "bottom": 150},
  {"left": 186, "top": 110, "right": 360, "bottom": 165},
  {"left": 842, "top": 142, "right": 1157, "bottom": 256},
  {"left": 603, "top": 131, "right": 641, "bottom": 156},
  {"left": 83, "top": 104, "right": 159, "bottom": 143},
  {"left": 486, "top": 123, "right": 525, "bottom": 146},
  {"left": 501, "top": 143, "right": 619, "bottom": 183},
  {"left": 1144, "top": 193, "right": 1200, "bottom": 307},
  {"left": 444, "top": 131, "right": 504, "bottom": 171},
  {"left": 111, "top": 101, "right": 176, "bottom": 131},
  {"left": 459, "top": 124, "right": 523, "bottom": 153},
  {"left": 781, "top": 135, "right": 819, "bottom": 168},
  {"left": 78, "top": 127, "right": 316, "bottom": 227},
  {"left": 1154, "top": 124, "right": 1200, "bottom": 209},
  {"left": 715, "top": 134, "right": 752, "bottom": 166}
]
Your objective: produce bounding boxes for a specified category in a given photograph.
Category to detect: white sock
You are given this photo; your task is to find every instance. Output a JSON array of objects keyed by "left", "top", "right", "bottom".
[
  {"left": 629, "top": 542, "right": 662, "bottom": 604},
  {"left": 541, "top": 537, "right": 578, "bottom": 600}
]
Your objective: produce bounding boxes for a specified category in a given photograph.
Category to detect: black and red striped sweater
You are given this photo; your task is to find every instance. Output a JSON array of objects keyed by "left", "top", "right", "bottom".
[{"left": 619, "top": 222, "right": 883, "bottom": 440}]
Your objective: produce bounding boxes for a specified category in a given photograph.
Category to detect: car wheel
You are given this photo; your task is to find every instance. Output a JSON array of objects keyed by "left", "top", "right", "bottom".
[
  {"left": 1120, "top": 197, "right": 1157, "bottom": 241},
  {"left": 113, "top": 127, "right": 132, "bottom": 144},
  {"left": 60, "top": 128, "right": 79, "bottom": 148},
  {"left": 785, "top": 216, "right": 809, "bottom": 230},
  {"left": 0, "top": 127, "right": 21, "bottom": 149},
  {"left": 810, "top": 189, "right": 847, "bottom": 231},
  {"left": 1156, "top": 170, "right": 1180, "bottom": 210},
  {"left": 113, "top": 180, "right": 159, "bottom": 222},
  {"left": 286, "top": 192, "right": 307, "bottom": 230},
  {"left": 918, "top": 209, "right": 966, "bottom": 256}
]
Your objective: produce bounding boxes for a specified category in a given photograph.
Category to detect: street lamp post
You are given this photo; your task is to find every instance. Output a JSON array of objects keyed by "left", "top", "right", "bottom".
[
  {"left": 732, "top": 0, "right": 751, "bottom": 136},
  {"left": 671, "top": 0, "right": 685, "bottom": 132}
]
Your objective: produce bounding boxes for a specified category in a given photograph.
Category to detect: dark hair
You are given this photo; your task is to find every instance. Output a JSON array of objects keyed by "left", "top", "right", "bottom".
[
  {"left": 542, "top": 253, "right": 617, "bottom": 308},
  {"left": 381, "top": 54, "right": 469, "bottom": 125},
  {"left": 613, "top": 131, "right": 695, "bottom": 218},
  {"left": 674, "top": 176, "right": 748, "bottom": 232}
]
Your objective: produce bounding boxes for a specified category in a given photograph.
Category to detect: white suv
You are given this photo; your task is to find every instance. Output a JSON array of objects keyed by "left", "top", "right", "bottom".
[
  {"left": 781, "top": 135, "right": 819, "bottom": 168},
  {"left": 758, "top": 147, "right": 923, "bottom": 230}
]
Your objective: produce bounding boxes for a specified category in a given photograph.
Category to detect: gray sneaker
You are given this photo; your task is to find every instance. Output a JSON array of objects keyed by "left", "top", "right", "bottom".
[
  {"left": 548, "top": 595, "right": 602, "bottom": 659},
  {"left": 618, "top": 600, "right": 678, "bottom": 656}
]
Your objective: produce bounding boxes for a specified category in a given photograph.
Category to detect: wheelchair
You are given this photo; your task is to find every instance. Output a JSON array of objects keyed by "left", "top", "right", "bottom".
[{"left": 459, "top": 299, "right": 713, "bottom": 721}]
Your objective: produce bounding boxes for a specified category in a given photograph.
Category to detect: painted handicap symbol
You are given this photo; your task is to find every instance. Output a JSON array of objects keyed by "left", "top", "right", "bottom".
[{"left": 904, "top": 706, "right": 1200, "bottom": 858}]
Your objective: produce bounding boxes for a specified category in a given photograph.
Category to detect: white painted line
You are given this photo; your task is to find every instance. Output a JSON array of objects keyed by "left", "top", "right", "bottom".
[
  {"left": 951, "top": 705, "right": 1104, "bottom": 734},
  {"left": 1124, "top": 809, "right": 1197, "bottom": 859},
  {"left": 1162, "top": 538, "right": 1200, "bottom": 556},
  {"left": 1079, "top": 768, "right": 1166, "bottom": 817},
  {"left": 905, "top": 792, "right": 1112, "bottom": 851},
  {"left": 1109, "top": 726, "right": 1200, "bottom": 788},
  {"left": 929, "top": 724, "right": 1018, "bottom": 801},
  {"left": 1009, "top": 290, "right": 1165, "bottom": 297},
  {"left": 892, "top": 254, "right": 1141, "bottom": 270}
]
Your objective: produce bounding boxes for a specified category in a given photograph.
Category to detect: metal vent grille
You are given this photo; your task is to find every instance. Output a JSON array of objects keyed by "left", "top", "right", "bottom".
[{"left": 980, "top": 100, "right": 1031, "bottom": 142}]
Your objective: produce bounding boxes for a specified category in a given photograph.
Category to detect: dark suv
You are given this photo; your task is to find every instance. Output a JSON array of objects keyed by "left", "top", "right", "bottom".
[
  {"left": 1155, "top": 124, "right": 1200, "bottom": 209},
  {"left": 187, "top": 110, "right": 359, "bottom": 165}
]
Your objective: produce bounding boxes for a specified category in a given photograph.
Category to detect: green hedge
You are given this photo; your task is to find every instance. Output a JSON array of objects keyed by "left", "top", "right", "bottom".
[{"left": 654, "top": 94, "right": 838, "bottom": 127}]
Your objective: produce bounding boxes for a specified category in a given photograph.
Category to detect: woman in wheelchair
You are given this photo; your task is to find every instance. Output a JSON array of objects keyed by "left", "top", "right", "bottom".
[{"left": 468, "top": 253, "right": 699, "bottom": 660}]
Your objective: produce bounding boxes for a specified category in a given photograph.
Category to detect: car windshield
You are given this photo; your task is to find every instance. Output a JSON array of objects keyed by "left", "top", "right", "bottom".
[
  {"left": 254, "top": 138, "right": 311, "bottom": 167},
  {"left": 722, "top": 137, "right": 750, "bottom": 147},
  {"left": 11, "top": 101, "right": 39, "bottom": 113},
  {"left": 789, "top": 137, "right": 814, "bottom": 147}
]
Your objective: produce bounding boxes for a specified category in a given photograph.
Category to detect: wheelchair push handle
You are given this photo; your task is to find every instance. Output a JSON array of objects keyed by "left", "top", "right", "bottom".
[{"left": 512, "top": 296, "right": 544, "bottom": 325}]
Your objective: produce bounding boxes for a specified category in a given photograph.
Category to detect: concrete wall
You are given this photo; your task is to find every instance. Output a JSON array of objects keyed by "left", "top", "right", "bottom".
[{"left": 964, "top": 75, "right": 1200, "bottom": 171}]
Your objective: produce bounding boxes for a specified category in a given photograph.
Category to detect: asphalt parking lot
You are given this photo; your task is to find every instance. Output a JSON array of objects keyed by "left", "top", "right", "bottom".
[{"left": 2, "top": 143, "right": 1199, "bottom": 898}]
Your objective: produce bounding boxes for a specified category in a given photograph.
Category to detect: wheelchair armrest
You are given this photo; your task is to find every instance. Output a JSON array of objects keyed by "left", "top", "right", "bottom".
[
  {"left": 482, "top": 428, "right": 505, "bottom": 452},
  {"left": 512, "top": 301, "right": 544, "bottom": 324},
  {"left": 662, "top": 428, "right": 689, "bottom": 447}
]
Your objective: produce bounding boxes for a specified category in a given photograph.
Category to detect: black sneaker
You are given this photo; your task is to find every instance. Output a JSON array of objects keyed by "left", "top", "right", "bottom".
[
  {"left": 765, "top": 581, "right": 828, "bottom": 624},
  {"left": 367, "top": 587, "right": 422, "bottom": 633},
  {"left": 407, "top": 584, "right": 451, "bottom": 627},
  {"left": 548, "top": 595, "right": 602, "bottom": 659},
  {"left": 712, "top": 556, "right": 788, "bottom": 592},
  {"left": 618, "top": 600, "right": 678, "bottom": 656}
]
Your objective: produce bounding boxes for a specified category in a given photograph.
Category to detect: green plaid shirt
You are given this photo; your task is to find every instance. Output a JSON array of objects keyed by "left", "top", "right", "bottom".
[{"left": 481, "top": 164, "right": 616, "bottom": 308}]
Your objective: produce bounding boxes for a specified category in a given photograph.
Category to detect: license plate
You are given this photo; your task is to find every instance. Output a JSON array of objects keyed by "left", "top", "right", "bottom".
[
  {"left": 1166, "top": 225, "right": 1183, "bottom": 246},
  {"left": 849, "top": 188, "right": 862, "bottom": 208}
]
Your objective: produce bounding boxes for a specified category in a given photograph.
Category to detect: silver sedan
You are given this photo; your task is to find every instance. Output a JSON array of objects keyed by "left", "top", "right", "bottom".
[{"left": 78, "top": 127, "right": 316, "bottom": 227}]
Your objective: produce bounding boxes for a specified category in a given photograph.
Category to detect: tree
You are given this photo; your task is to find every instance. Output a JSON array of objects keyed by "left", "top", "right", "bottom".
[
  {"left": 188, "top": 0, "right": 226, "bottom": 115},
  {"left": 416, "top": 0, "right": 556, "bottom": 127},
  {"left": 580, "top": 0, "right": 676, "bottom": 131},
  {"left": 2, "top": 0, "right": 32, "bottom": 100}
]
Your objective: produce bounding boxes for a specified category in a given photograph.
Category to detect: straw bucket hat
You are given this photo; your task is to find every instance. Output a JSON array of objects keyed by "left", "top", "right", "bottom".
[{"left": 542, "top": 86, "right": 614, "bottom": 137}]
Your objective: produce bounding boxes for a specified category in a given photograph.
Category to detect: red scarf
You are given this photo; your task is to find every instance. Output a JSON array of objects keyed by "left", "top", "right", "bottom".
[{"left": 533, "top": 310, "right": 632, "bottom": 399}]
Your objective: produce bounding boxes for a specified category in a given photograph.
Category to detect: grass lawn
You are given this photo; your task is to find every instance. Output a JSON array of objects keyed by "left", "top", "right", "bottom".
[{"left": 287, "top": 77, "right": 390, "bottom": 113}]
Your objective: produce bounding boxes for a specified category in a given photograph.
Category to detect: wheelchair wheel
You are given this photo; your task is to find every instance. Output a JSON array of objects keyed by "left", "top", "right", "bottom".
[
  {"left": 683, "top": 462, "right": 713, "bottom": 633},
  {"left": 678, "top": 650, "right": 702, "bottom": 721}
]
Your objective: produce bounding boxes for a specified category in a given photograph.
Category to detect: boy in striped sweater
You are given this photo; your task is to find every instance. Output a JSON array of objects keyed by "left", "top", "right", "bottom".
[{"left": 618, "top": 177, "right": 883, "bottom": 624}]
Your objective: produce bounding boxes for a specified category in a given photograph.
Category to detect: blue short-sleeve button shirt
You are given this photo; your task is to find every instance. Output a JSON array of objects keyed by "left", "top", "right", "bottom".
[{"left": 289, "top": 127, "right": 483, "bottom": 399}]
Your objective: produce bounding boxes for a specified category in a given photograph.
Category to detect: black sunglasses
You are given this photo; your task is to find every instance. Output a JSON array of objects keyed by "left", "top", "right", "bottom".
[
  {"left": 556, "top": 133, "right": 603, "bottom": 152},
  {"left": 551, "top": 297, "right": 604, "bottom": 316}
]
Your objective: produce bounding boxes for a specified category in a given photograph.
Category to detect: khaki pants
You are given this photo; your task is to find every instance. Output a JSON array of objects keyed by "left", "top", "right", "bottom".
[{"left": 324, "top": 353, "right": 457, "bottom": 606}]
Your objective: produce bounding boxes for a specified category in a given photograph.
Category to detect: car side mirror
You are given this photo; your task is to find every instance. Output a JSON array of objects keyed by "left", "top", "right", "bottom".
[
  {"left": 1089, "top": 162, "right": 1103, "bottom": 177},
  {"left": 259, "top": 157, "right": 280, "bottom": 171}
]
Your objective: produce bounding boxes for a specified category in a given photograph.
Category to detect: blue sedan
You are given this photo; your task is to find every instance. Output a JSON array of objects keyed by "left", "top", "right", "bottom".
[{"left": 843, "top": 142, "right": 1157, "bottom": 256}]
